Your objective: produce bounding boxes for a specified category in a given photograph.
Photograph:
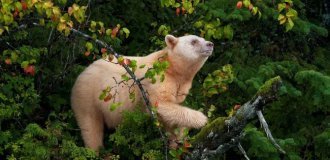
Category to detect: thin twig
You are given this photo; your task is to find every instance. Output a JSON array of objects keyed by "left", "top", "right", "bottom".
[
  {"left": 0, "top": 38, "right": 16, "bottom": 49},
  {"left": 201, "top": 136, "right": 242, "bottom": 159},
  {"left": 256, "top": 110, "right": 286, "bottom": 154},
  {"left": 238, "top": 143, "right": 250, "bottom": 160},
  {"left": 47, "top": 27, "right": 55, "bottom": 44}
]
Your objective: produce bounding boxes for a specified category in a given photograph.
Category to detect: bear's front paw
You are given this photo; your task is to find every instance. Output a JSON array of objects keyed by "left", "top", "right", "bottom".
[{"left": 191, "top": 111, "right": 208, "bottom": 128}]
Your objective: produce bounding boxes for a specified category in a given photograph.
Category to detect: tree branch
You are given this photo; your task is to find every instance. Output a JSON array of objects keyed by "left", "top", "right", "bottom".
[{"left": 185, "top": 76, "right": 284, "bottom": 159}]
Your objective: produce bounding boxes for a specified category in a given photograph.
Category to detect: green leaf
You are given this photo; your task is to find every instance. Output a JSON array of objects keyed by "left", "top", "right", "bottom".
[
  {"left": 151, "top": 77, "right": 156, "bottom": 84},
  {"left": 223, "top": 25, "right": 233, "bottom": 40},
  {"left": 106, "top": 29, "right": 112, "bottom": 36},
  {"left": 207, "top": 88, "right": 218, "bottom": 97},
  {"left": 89, "top": 21, "right": 97, "bottom": 32},
  {"left": 193, "top": 0, "right": 200, "bottom": 6},
  {"left": 14, "top": 2, "right": 22, "bottom": 11},
  {"left": 99, "top": 90, "right": 107, "bottom": 100},
  {"left": 194, "top": 21, "right": 203, "bottom": 28},
  {"left": 284, "top": 0, "right": 293, "bottom": 5},
  {"left": 21, "top": 61, "right": 29, "bottom": 68},
  {"left": 129, "top": 60, "right": 137, "bottom": 71},
  {"left": 121, "top": 74, "right": 130, "bottom": 81},
  {"left": 129, "top": 92, "right": 135, "bottom": 102},
  {"left": 10, "top": 52, "right": 18, "bottom": 62},
  {"left": 109, "top": 102, "right": 122, "bottom": 111},
  {"left": 85, "top": 42, "right": 93, "bottom": 51},
  {"left": 174, "top": 3, "right": 180, "bottom": 8},
  {"left": 139, "top": 64, "right": 146, "bottom": 68},
  {"left": 160, "top": 74, "right": 165, "bottom": 82}
]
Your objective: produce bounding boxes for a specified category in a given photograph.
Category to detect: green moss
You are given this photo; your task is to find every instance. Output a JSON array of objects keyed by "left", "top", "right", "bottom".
[
  {"left": 256, "top": 76, "right": 282, "bottom": 97},
  {"left": 192, "top": 117, "right": 227, "bottom": 144}
]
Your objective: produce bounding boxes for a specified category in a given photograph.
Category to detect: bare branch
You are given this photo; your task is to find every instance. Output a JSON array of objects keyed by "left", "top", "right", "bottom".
[
  {"left": 238, "top": 143, "right": 250, "bottom": 160},
  {"left": 256, "top": 110, "right": 286, "bottom": 154}
]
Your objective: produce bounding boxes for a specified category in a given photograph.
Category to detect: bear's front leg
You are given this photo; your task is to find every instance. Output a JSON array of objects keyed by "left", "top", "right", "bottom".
[{"left": 156, "top": 102, "right": 208, "bottom": 129}]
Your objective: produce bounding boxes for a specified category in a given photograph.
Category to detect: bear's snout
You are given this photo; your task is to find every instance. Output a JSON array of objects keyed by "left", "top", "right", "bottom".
[
  {"left": 206, "top": 42, "right": 214, "bottom": 48},
  {"left": 201, "top": 41, "right": 214, "bottom": 56}
]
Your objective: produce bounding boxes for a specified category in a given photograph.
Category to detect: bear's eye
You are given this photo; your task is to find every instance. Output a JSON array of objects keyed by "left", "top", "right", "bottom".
[{"left": 191, "top": 39, "right": 199, "bottom": 46}]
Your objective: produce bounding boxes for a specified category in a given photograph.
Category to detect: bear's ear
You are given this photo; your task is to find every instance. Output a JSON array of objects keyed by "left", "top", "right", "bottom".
[{"left": 165, "top": 35, "right": 178, "bottom": 49}]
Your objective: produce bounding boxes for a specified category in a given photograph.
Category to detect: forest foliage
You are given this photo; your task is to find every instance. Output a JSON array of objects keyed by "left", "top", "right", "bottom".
[{"left": 0, "top": 0, "right": 329, "bottom": 159}]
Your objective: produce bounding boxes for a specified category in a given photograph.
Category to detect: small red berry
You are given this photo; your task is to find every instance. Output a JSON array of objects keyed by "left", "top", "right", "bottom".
[
  {"left": 176, "top": 8, "right": 180, "bottom": 16},
  {"left": 5, "top": 58, "right": 11, "bottom": 65},
  {"left": 84, "top": 51, "right": 91, "bottom": 56},
  {"left": 24, "top": 65, "right": 35, "bottom": 76},
  {"left": 236, "top": 1, "right": 243, "bottom": 9},
  {"left": 101, "top": 48, "right": 107, "bottom": 54}
]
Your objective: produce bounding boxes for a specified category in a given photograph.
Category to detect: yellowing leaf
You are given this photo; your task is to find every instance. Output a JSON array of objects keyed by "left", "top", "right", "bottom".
[
  {"left": 0, "top": 28, "right": 4, "bottom": 35},
  {"left": 252, "top": 7, "right": 258, "bottom": 15},
  {"left": 278, "top": 14, "right": 287, "bottom": 25},
  {"left": 278, "top": 14, "right": 286, "bottom": 21},
  {"left": 278, "top": 3, "right": 286, "bottom": 12},
  {"left": 258, "top": 11, "right": 262, "bottom": 19},
  {"left": 43, "top": 1, "right": 53, "bottom": 8},
  {"left": 243, "top": 0, "right": 250, "bottom": 8},
  {"left": 72, "top": 4, "right": 79, "bottom": 11},
  {"left": 59, "top": 16, "right": 66, "bottom": 23},
  {"left": 117, "top": 56, "right": 124, "bottom": 64},
  {"left": 285, "top": 17, "right": 294, "bottom": 32},
  {"left": 227, "top": 108, "right": 235, "bottom": 117},
  {"left": 39, "top": 18, "right": 45, "bottom": 26},
  {"left": 286, "top": 8, "right": 298, "bottom": 18},
  {"left": 122, "top": 27, "right": 130, "bottom": 38},
  {"left": 52, "top": 7, "right": 61, "bottom": 16},
  {"left": 280, "top": 17, "right": 287, "bottom": 25},
  {"left": 66, "top": 21, "right": 73, "bottom": 28},
  {"left": 57, "top": 23, "right": 66, "bottom": 31}
]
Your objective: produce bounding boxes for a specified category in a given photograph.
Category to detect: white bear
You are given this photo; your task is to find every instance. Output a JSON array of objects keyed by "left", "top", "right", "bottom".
[{"left": 71, "top": 35, "right": 214, "bottom": 151}]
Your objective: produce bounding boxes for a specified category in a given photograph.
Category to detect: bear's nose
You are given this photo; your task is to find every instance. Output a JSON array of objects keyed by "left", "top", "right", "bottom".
[{"left": 206, "top": 42, "right": 214, "bottom": 48}]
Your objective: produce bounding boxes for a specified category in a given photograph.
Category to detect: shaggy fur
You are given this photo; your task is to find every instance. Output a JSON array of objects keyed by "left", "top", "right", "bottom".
[{"left": 71, "top": 35, "right": 214, "bottom": 150}]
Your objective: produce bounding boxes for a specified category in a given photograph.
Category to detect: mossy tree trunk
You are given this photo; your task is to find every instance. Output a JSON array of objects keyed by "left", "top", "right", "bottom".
[{"left": 185, "top": 76, "right": 283, "bottom": 159}]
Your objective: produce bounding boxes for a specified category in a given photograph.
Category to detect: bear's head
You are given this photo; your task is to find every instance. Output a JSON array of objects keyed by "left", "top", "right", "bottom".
[{"left": 165, "top": 35, "right": 214, "bottom": 61}]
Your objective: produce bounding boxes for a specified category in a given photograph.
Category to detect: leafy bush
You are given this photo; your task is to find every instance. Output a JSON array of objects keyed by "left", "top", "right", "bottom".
[{"left": 109, "top": 109, "right": 163, "bottom": 160}]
